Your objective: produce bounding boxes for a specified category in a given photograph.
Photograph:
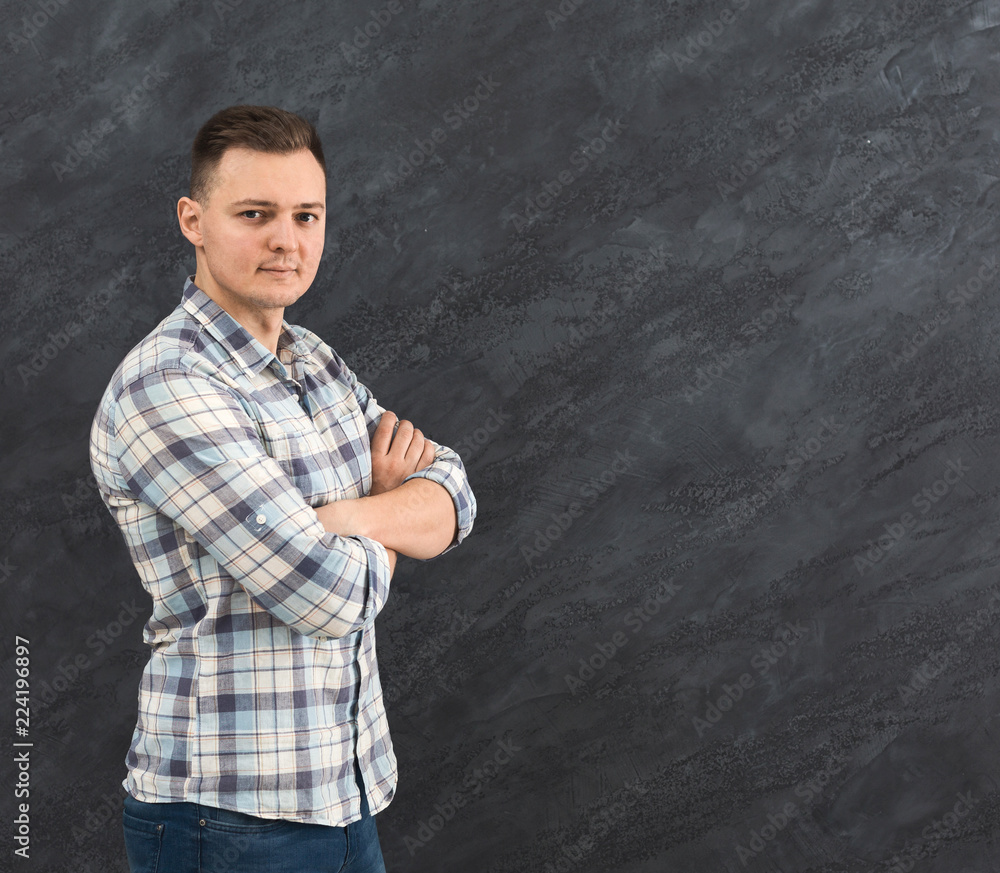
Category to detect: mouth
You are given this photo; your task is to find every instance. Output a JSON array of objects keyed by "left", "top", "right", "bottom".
[{"left": 260, "top": 266, "right": 297, "bottom": 277}]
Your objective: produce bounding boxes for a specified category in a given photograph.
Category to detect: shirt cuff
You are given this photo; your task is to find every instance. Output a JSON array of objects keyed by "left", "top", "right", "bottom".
[
  {"left": 350, "top": 534, "right": 392, "bottom": 620},
  {"left": 402, "top": 461, "right": 476, "bottom": 557}
]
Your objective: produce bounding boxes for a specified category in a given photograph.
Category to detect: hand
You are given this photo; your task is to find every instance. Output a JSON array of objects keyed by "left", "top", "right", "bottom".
[{"left": 369, "top": 411, "right": 436, "bottom": 496}]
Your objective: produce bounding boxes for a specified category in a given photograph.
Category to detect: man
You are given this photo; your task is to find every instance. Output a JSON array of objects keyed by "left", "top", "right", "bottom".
[{"left": 89, "top": 105, "right": 477, "bottom": 872}]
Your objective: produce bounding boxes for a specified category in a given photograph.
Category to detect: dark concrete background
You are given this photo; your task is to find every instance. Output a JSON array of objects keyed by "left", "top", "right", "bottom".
[{"left": 3, "top": 0, "right": 1000, "bottom": 870}]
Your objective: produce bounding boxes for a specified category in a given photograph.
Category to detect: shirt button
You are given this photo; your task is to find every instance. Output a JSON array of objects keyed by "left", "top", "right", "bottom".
[{"left": 255, "top": 514, "right": 267, "bottom": 525}]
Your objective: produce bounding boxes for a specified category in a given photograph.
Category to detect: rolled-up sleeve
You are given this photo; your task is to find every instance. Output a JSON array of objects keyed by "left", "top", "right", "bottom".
[
  {"left": 333, "top": 352, "right": 477, "bottom": 555},
  {"left": 112, "top": 367, "right": 392, "bottom": 639},
  {"left": 400, "top": 446, "right": 476, "bottom": 556}
]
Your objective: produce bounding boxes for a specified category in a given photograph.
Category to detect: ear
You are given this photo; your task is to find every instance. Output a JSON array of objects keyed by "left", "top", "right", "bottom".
[{"left": 177, "top": 196, "right": 204, "bottom": 247}]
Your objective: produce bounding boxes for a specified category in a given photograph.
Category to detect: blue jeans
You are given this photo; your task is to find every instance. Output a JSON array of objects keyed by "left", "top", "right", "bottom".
[{"left": 122, "top": 764, "right": 387, "bottom": 873}]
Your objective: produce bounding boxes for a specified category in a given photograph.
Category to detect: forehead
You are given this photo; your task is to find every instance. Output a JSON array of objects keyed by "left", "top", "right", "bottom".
[{"left": 213, "top": 147, "right": 326, "bottom": 201}]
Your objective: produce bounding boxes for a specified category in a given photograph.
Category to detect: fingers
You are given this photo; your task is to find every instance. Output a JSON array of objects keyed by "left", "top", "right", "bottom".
[
  {"left": 372, "top": 411, "right": 398, "bottom": 456},
  {"left": 391, "top": 419, "right": 415, "bottom": 456},
  {"left": 417, "top": 439, "right": 436, "bottom": 470},
  {"left": 403, "top": 427, "right": 425, "bottom": 464},
  {"left": 371, "top": 412, "right": 434, "bottom": 483}
]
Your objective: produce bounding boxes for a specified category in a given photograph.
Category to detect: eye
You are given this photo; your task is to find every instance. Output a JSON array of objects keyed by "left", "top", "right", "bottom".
[
  {"left": 297, "top": 213, "right": 320, "bottom": 223},
  {"left": 240, "top": 210, "right": 263, "bottom": 219}
]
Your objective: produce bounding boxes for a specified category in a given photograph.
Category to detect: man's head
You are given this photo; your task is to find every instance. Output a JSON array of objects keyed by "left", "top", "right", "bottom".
[
  {"left": 189, "top": 104, "right": 326, "bottom": 207},
  {"left": 177, "top": 105, "right": 328, "bottom": 336}
]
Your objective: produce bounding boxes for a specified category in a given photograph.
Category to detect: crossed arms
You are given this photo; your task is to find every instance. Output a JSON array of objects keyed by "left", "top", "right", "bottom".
[
  {"left": 108, "top": 359, "right": 476, "bottom": 640},
  {"left": 314, "top": 410, "right": 460, "bottom": 571}
]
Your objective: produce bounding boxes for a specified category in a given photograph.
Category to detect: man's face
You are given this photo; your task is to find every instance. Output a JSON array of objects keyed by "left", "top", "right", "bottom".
[{"left": 179, "top": 146, "right": 326, "bottom": 320}]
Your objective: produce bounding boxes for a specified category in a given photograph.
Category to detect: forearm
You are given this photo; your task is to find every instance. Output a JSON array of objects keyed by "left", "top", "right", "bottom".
[{"left": 315, "top": 479, "right": 458, "bottom": 559}]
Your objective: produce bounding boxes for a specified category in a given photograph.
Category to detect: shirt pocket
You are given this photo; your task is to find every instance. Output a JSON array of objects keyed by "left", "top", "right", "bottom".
[{"left": 258, "top": 420, "right": 351, "bottom": 505}]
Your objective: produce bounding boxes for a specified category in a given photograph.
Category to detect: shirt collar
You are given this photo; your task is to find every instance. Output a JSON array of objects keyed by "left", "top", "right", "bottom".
[{"left": 180, "top": 275, "right": 311, "bottom": 378}]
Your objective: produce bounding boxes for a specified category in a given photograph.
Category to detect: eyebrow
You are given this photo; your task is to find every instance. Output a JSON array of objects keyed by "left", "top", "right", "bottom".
[{"left": 229, "top": 198, "right": 326, "bottom": 211}]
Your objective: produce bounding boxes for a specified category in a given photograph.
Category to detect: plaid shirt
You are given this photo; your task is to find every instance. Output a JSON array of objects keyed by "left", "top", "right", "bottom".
[{"left": 89, "top": 276, "right": 476, "bottom": 826}]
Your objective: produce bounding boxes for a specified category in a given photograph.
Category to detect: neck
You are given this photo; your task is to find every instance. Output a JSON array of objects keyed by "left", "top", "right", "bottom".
[
  {"left": 193, "top": 271, "right": 285, "bottom": 356},
  {"left": 224, "top": 304, "right": 284, "bottom": 357}
]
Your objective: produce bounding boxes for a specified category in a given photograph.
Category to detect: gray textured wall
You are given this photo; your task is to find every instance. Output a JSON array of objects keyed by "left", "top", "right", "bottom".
[{"left": 3, "top": 0, "right": 1000, "bottom": 870}]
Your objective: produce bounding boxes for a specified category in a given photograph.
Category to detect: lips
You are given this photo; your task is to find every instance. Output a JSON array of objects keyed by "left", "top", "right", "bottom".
[{"left": 261, "top": 266, "right": 297, "bottom": 274}]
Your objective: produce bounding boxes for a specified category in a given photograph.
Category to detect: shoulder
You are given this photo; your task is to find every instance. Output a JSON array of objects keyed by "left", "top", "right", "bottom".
[{"left": 102, "top": 303, "right": 226, "bottom": 404}]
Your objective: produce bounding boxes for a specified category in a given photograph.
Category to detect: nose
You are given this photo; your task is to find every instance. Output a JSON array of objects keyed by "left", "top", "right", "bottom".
[{"left": 268, "top": 214, "right": 299, "bottom": 253}]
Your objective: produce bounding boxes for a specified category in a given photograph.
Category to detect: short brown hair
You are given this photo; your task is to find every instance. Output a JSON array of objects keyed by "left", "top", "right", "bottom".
[{"left": 189, "top": 105, "right": 326, "bottom": 204}]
